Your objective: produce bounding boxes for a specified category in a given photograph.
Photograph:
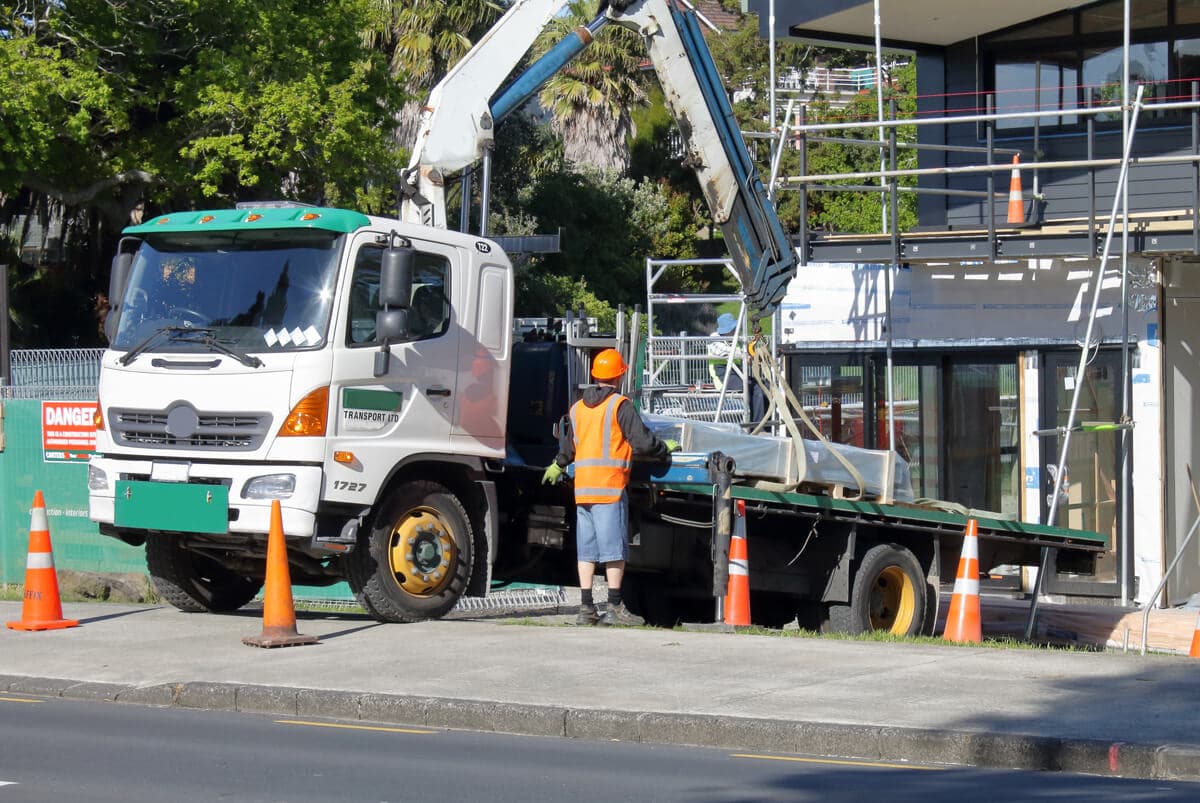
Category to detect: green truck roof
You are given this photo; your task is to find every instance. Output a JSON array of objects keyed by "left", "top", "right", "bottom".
[{"left": 124, "top": 206, "right": 370, "bottom": 235}]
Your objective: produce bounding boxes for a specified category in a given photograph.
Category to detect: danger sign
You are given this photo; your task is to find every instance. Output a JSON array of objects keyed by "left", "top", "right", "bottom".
[{"left": 42, "top": 400, "right": 99, "bottom": 463}]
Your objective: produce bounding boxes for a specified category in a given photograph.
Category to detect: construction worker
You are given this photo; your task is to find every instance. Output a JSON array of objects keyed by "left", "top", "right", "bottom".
[
  {"left": 542, "top": 348, "right": 680, "bottom": 626},
  {"left": 708, "top": 311, "right": 768, "bottom": 423},
  {"left": 707, "top": 312, "right": 742, "bottom": 389}
]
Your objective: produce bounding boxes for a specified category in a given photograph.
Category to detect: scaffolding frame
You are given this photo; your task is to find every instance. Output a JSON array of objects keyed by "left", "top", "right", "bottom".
[
  {"left": 642, "top": 257, "right": 754, "bottom": 426},
  {"left": 757, "top": 0, "right": 1200, "bottom": 619}
]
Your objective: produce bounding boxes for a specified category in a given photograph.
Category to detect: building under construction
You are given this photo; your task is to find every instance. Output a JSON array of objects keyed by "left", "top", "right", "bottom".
[{"left": 722, "top": 0, "right": 1200, "bottom": 610}]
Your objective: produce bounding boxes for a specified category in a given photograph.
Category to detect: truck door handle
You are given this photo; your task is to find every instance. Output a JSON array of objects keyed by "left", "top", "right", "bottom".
[{"left": 426, "top": 387, "right": 452, "bottom": 397}]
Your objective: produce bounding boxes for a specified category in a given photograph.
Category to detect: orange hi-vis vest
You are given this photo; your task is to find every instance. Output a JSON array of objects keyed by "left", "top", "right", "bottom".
[{"left": 570, "top": 393, "right": 633, "bottom": 504}]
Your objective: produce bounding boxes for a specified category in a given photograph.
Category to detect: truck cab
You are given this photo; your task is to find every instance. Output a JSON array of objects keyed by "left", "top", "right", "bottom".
[{"left": 90, "top": 205, "right": 513, "bottom": 619}]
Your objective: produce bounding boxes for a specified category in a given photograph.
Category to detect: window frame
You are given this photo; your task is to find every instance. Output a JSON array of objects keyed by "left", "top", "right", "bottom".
[
  {"left": 344, "top": 242, "right": 453, "bottom": 348},
  {"left": 981, "top": 0, "right": 1200, "bottom": 136}
]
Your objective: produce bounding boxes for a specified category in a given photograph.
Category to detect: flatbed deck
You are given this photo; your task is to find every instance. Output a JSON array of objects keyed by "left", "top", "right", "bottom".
[{"left": 648, "top": 478, "right": 1107, "bottom": 553}]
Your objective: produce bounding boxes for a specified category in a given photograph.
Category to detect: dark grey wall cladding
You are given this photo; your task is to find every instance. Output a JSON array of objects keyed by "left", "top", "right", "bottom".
[{"left": 916, "top": 40, "right": 1199, "bottom": 230}]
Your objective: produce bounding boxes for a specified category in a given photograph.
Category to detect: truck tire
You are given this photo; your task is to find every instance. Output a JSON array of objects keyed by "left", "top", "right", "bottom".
[
  {"left": 823, "top": 543, "right": 926, "bottom": 636},
  {"left": 145, "top": 537, "right": 263, "bottom": 613},
  {"left": 844, "top": 543, "right": 927, "bottom": 636},
  {"left": 346, "top": 481, "right": 473, "bottom": 623}
]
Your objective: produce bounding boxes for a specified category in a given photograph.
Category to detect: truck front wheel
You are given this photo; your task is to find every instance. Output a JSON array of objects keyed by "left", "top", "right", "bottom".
[
  {"left": 828, "top": 543, "right": 926, "bottom": 636},
  {"left": 346, "top": 481, "right": 473, "bottom": 623},
  {"left": 145, "top": 537, "right": 263, "bottom": 613}
]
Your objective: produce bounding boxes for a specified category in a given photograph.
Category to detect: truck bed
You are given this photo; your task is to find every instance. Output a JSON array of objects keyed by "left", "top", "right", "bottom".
[{"left": 641, "top": 455, "right": 1107, "bottom": 553}]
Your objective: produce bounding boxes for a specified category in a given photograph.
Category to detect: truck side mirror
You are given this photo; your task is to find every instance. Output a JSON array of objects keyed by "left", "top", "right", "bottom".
[
  {"left": 375, "top": 308, "right": 408, "bottom": 343},
  {"left": 379, "top": 245, "right": 414, "bottom": 308},
  {"left": 373, "top": 241, "right": 415, "bottom": 376},
  {"left": 104, "top": 251, "right": 134, "bottom": 342}
]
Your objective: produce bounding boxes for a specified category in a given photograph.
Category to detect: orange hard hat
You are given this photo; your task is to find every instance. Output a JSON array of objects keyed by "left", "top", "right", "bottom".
[{"left": 591, "top": 348, "right": 627, "bottom": 380}]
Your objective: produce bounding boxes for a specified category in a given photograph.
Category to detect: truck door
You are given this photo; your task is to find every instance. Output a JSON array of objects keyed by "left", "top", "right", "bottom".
[{"left": 327, "top": 231, "right": 461, "bottom": 494}]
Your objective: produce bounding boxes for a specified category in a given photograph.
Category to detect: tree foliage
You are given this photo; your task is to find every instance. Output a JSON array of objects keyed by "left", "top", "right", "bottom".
[
  {"left": 3, "top": 0, "right": 403, "bottom": 217},
  {"left": 802, "top": 62, "right": 919, "bottom": 234},
  {"left": 534, "top": 0, "right": 647, "bottom": 172},
  {"left": 363, "top": 0, "right": 501, "bottom": 153},
  {"left": 2, "top": 0, "right": 405, "bottom": 345}
]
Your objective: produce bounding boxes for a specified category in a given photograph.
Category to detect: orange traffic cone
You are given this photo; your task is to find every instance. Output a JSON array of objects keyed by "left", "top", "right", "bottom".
[
  {"left": 6, "top": 491, "right": 79, "bottom": 631},
  {"left": 724, "top": 499, "right": 751, "bottom": 626},
  {"left": 942, "top": 518, "right": 982, "bottom": 643},
  {"left": 243, "top": 500, "right": 317, "bottom": 648},
  {"left": 1006, "top": 155, "right": 1025, "bottom": 224},
  {"left": 1189, "top": 610, "right": 1200, "bottom": 658}
]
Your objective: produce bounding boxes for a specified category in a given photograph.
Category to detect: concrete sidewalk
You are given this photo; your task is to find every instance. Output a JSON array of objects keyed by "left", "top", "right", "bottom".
[{"left": 1, "top": 599, "right": 1197, "bottom": 781}]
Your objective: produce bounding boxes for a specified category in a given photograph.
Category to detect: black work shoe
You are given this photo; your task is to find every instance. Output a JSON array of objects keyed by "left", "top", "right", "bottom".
[
  {"left": 576, "top": 603, "right": 601, "bottom": 626},
  {"left": 599, "top": 602, "right": 644, "bottom": 627}
]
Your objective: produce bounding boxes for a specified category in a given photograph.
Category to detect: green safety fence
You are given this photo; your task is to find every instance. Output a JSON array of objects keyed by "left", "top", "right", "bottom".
[{"left": 0, "top": 400, "right": 144, "bottom": 585}]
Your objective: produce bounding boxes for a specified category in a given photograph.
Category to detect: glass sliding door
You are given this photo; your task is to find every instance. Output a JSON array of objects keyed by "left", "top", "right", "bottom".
[
  {"left": 873, "top": 361, "right": 941, "bottom": 501},
  {"left": 789, "top": 355, "right": 867, "bottom": 447},
  {"left": 943, "top": 360, "right": 1021, "bottom": 517},
  {"left": 793, "top": 351, "right": 1021, "bottom": 513},
  {"left": 1041, "top": 350, "right": 1123, "bottom": 585}
]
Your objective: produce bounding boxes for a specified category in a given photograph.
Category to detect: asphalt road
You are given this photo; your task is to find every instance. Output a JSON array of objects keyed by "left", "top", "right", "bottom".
[{"left": 0, "top": 693, "right": 1194, "bottom": 802}]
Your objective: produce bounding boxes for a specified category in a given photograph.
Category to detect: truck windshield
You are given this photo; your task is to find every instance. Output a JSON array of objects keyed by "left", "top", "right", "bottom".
[{"left": 111, "top": 229, "right": 344, "bottom": 354}]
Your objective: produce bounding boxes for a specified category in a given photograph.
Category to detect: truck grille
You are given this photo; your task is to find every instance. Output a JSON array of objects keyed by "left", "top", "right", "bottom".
[{"left": 110, "top": 406, "right": 272, "bottom": 451}]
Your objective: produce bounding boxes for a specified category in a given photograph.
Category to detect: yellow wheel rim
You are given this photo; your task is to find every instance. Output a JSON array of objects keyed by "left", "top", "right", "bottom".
[
  {"left": 870, "top": 565, "right": 916, "bottom": 633},
  {"left": 387, "top": 507, "right": 457, "bottom": 597}
]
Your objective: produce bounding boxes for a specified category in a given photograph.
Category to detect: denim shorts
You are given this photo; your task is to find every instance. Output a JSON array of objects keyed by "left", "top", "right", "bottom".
[{"left": 576, "top": 492, "right": 629, "bottom": 563}]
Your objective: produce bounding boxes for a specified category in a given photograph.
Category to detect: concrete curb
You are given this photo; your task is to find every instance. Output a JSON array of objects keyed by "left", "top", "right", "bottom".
[{"left": 1, "top": 673, "right": 1196, "bottom": 782}]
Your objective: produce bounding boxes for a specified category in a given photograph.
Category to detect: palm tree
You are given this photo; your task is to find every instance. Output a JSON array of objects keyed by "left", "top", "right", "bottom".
[
  {"left": 365, "top": 0, "right": 503, "bottom": 150},
  {"left": 534, "top": 0, "right": 647, "bottom": 173}
]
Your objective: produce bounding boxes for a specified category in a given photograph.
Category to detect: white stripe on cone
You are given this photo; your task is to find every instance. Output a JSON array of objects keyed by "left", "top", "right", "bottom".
[
  {"left": 25, "top": 552, "right": 55, "bottom": 570},
  {"left": 960, "top": 536, "right": 978, "bottom": 560},
  {"left": 30, "top": 507, "right": 48, "bottom": 531},
  {"left": 952, "top": 577, "right": 980, "bottom": 596}
]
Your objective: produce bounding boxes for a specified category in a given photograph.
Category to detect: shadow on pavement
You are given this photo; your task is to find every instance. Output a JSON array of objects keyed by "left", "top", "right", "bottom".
[
  {"left": 694, "top": 764, "right": 1197, "bottom": 802},
  {"left": 77, "top": 606, "right": 166, "bottom": 625},
  {"left": 316, "top": 622, "right": 385, "bottom": 640}
]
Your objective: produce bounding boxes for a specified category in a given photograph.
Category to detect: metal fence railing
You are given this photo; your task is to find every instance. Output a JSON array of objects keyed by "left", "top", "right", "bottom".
[{"left": 2, "top": 348, "right": 103, "bottom": 400}]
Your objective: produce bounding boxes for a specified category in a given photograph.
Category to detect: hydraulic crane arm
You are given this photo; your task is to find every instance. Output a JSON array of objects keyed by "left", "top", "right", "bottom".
[{"left": 401, "top": 0, "right": 797, "bottom": 318}]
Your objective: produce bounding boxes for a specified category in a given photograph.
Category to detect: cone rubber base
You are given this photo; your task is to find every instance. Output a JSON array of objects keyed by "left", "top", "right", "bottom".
[
  {"left": 7, "top": 618, "right": 79, "bottom": 631},
  {"left": 242, "top": 627, "right": 318, "bottom": 649}
]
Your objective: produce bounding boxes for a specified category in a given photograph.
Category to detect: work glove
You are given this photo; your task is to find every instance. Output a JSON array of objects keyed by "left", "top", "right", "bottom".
[
  {"left": 664, "top": 439, "right": 681, "bottom": 453},
  {"left": 541, "top": 462, "right": 564, "bottom": 485}
]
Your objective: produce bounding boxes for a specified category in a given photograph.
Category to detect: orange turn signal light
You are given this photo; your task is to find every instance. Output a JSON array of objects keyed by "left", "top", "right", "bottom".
[
  {"left": 334, "top": 451, "right": 356, "bottom": 464},
  {"left": 301, "top": 212, "right": 320, "bottom": 221},
  {"left": 93, "top": 400, "right": 105, "bottom": 431},
  {"left": 278, "top": 386, "right": 329, "bottom": 437},
  {"left": 246, "top": 213, "right": 262, "bottom": 222}
]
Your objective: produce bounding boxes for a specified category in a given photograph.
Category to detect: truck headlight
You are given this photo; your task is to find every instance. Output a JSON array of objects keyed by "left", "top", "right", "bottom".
[
  {"left": 88, "top": 464, "right": 109, "bottom": 491},
  {"left": 242, "top": 473, "right": 296, "bottom": 499}
]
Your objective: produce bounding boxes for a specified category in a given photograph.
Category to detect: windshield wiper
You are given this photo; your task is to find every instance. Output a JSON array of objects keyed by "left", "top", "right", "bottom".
[
  {"left": 118, "top": 325, "right": 211, "bottom": 366},
  {"left": 117, "top": 325, "right": 263, "bottom": 368},
  {"left": 193, "top": 333, "right": 263, "bottom": 368}
]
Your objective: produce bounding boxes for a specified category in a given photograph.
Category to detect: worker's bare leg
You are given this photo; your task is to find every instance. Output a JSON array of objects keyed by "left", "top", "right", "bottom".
[
  {"left": 604, "top": 560, "right": 624, "bottom": 591},
  {"left": 578, "top": 561, "right": 596, "bottom": 591}
]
